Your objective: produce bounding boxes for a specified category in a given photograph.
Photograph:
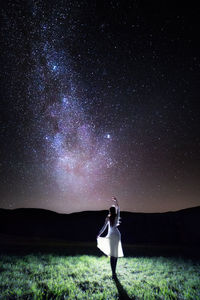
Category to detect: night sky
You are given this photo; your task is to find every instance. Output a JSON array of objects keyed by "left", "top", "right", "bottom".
[{"left": 1, "top": 1, "right": 200, "bottom": 213}]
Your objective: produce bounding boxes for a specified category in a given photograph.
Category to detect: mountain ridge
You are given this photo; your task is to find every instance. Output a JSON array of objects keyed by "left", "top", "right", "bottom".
[{"left": 1, "top": 204, "right": 200, "bottom": 215}]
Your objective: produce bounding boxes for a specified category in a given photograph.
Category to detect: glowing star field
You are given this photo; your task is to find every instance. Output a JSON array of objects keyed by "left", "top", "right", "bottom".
[{"left": 1, "top": 1, "right": 200, "bottom": 213}]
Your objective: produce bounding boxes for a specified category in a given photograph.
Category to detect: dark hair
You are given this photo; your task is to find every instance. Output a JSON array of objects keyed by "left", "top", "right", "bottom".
[{"left": 108, "top": 206, "right": 117, "bottom": 226}]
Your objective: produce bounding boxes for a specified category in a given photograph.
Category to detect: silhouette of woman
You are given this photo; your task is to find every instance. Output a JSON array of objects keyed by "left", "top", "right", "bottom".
[{"left": 97, "top": 196, "right": 124, "bottom": 277}]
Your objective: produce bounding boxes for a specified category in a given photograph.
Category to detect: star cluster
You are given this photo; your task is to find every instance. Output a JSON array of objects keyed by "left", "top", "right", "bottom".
[{"left": 1, "top": 1, "right": 200, "bottom": 212}]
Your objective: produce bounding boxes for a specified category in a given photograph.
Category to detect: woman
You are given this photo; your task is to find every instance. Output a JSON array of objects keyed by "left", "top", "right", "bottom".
[{"left": 97, "top": 196, "right": 124, "bottom": 277}]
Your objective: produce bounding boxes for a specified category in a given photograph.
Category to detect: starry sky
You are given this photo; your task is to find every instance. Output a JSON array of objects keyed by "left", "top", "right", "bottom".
[{"left": 1, "top": 0, "right": 200, "bottom": 213}]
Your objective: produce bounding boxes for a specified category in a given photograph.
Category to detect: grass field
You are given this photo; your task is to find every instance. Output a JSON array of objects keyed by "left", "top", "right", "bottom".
[{"left": 0, "top": 252, "right": 200, "bottom": 299}]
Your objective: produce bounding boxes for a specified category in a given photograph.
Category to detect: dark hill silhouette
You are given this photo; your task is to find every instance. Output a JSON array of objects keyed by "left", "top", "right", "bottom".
[{"left": 0, "top": 206, "right": 200, "bottom": 245}]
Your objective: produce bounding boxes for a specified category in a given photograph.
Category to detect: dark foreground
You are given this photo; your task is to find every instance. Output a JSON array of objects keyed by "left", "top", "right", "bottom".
[{"left": 0, "top": 234, "right": 200, "bottom": 259}]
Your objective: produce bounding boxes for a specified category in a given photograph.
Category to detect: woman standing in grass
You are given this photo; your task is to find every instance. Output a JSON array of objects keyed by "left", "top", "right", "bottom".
[{"left": 97, "top": 196, "right": 124, "bottom": 278}]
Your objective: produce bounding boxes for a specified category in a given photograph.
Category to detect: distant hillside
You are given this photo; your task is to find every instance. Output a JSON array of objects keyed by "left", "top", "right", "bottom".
[{"left": 0, "top": 206, "right": 200, "bottom": 245}]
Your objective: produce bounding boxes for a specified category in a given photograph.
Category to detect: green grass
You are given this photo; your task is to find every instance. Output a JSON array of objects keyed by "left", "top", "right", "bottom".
[{"left": 0, "top": 253, "right": 200, "bottom": 299}]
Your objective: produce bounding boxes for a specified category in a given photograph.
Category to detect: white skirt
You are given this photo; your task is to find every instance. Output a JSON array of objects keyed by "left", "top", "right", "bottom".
[{"left": 97, "top": 229, "right": 124, "bottom": 258}]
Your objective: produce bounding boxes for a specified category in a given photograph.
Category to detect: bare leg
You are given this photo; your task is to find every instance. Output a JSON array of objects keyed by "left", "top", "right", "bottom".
[{"left": 110, "top": 256, "right": 118, "bottom": 276}]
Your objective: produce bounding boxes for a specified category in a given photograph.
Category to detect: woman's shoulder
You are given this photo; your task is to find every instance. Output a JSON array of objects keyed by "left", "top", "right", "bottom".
[{"left": 105, "top": 216, "right": 109, "bottom": 222}]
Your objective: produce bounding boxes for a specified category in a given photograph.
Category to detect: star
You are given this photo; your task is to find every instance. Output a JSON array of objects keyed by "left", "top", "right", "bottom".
[{"left": 105, "top": 134, "right": 111, "bottom": 139}]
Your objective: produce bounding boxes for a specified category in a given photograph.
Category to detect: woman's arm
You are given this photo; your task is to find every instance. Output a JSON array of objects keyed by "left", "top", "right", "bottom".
[
  {"left": 112, "top": 196, "right": 120, "bottom": 225},
  {"left": 97, "top": 217, "right": 109, "bottom": 238},
  {"left": 112, "top": 196, "right": 119, "bottom": 211}
]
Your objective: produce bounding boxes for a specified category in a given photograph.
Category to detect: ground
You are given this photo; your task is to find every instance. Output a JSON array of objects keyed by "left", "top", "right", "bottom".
[{"left": 0, "top": 251, "right": 200, "bottom": 299}]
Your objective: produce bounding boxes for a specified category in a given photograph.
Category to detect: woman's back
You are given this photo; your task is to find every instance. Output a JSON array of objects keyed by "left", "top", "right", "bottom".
[{"left": 108, "top": 215, "right": 118, "bottom": 228}]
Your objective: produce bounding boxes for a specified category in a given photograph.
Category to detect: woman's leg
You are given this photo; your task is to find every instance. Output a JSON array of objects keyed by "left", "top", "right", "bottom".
[{"left": 110, "top": 256, "right": 118, "bottom": 275}]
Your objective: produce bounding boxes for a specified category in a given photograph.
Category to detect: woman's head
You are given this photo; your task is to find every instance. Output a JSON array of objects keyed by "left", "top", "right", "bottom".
[
  {"left": 108, "top": 206, "right": 117, "bottom": 226},
  {"left": 109, "top": 206, "right": 116, "bottom": 216}
]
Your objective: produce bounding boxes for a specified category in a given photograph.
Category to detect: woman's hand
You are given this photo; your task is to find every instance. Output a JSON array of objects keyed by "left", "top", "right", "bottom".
[{"left": 112, "top": 196, "right": 118, "bottom": 205}]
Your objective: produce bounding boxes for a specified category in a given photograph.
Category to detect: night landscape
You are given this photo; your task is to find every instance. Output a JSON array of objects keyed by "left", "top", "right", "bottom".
[{"left": 1, "top": 0, "right": 200, "bottom": 299}]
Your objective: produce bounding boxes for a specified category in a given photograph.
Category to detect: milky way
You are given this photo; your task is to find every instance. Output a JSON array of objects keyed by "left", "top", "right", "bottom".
[
  {"left": 1, "top": 1, "right": 200, "bottom": 212},
  {"left": 24, "top": 2, "right": 121, "bottom": 210},
  {"left": 46, "top": 96, "right": 115, "bottom": 194}
]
